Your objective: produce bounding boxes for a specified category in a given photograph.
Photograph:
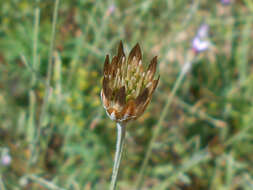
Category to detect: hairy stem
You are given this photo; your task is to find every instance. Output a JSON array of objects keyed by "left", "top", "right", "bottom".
[{"left": 110, "top": 122, "right": 126, "bottom": 190}]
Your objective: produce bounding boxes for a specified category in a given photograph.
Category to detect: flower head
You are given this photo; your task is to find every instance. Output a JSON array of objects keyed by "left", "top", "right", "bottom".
[
  {"left": 192, "top": 37, "right": 210, "bottom": 53},
  {"left": 192, "top": 24, "right": 210, "bottom": 53},
  {"left": 101, "top": 41, "right": 159, "bottom": 123}
]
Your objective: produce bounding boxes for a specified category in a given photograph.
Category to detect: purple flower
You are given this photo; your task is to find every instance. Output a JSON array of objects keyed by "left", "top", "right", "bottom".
[
  {"left": 1, "top": 153, "right": 12, "bottom": 166},
  {"left": 192, "top": 24, "right": 210, "bottom": 53},
  {"left": 197, "top": 24, "right": 209, "bottom": 39},
  {"left": 192, "top": 37, "right": 210, "bottom": 53},
  {"left": 221, "top": 0, "right": 231, "bottom": 5}
]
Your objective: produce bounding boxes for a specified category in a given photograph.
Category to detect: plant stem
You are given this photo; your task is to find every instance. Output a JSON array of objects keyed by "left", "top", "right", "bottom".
[
  {"left": 32, "top": 0, "right": 60, "bottom": 164},
  {"left": 28, "top": 2, "right": 40, "bottom": 165},
  {"left": 32, "top": 2, "right": 40, "bottom": 86},
  {"left": 25, "top": 175, "right": 66, "bottom": 190},
  {"left": 110, "top": 122, "right": 126, "bottom": 190},
  {"left": 135, "top": 61, "right": 192, "bottom": 190},
  {"left": 38, "top": 0, "right": 60, "bottom": 132},
  {"left": 0, "top": 175, "right": 6, "bottom": 190}
]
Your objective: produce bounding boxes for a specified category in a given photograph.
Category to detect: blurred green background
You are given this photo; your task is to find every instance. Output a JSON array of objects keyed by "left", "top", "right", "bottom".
[{"left": 1, "top": 0, "right": 253, "bottom": 189}]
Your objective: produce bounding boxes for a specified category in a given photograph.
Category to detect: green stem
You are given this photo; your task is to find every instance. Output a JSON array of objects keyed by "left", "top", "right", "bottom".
[
  {"left": 110, "top": 122, "right": 126, "bottom": 190},
  {"left": 32, "top": 3, "right": 40, "bottom": 86},
  {"left": 0, "top": 175, "right": 6, "bottom": 190},
  {"left": 135, "top": 61, "right": 192, "bottom": 190},
  {"left": 25, "top": 175, "right": 66, "bottom": 190},
  {"left": 28, "top": 0, "right": 40, "bottom": 165},
  {"left": 32, "top": 0, "right": 60, "bottom": 164},
  {"left": 38, "top": 0, "right": 60, "bottom": 131}
]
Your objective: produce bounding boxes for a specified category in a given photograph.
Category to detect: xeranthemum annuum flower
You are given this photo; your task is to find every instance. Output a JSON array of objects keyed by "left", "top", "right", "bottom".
[{"left": 101, "top": 41, "right": 159, "bottom": 123}]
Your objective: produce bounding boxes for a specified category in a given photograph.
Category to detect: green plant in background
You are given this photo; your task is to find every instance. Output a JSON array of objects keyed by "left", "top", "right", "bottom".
[
  {"left": 1, "top": 0, "right": 253, "bottom": 189},
  {"left": 101, "top": 41, "right": 159, "bottom": 190},
  {"left": 135, "top": 23, "right": 211, "bottom": 189}
]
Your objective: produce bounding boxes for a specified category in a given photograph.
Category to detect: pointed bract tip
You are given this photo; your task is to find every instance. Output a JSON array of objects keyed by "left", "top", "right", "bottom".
[
  {"left": 117, "top": 41, "right": 125, "bottom": 58},
  {"left": 105, "top": 54, "right": 110, "bottom": 61},
  {"left": 103, "top": 55, "right": 110, "bottom": 75},
  {"left": 132, "top": 43, "right": 142, "bottom": 61},
  {"left": 147, "top": 56, "right": 158, "bottom": 76},
  {"left": 135, "top": 43, "right": 141, "bottom": 53},
  {"left": 152, "top": 56, "right": 158, "bottom": 62},
  {"left": 135, "top": 42, "right": 140, "bottom": 48}
]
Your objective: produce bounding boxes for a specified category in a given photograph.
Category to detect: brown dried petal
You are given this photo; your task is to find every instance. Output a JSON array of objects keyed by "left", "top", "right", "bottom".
[
  {"left": 101, "top": 90, "right": 110, "bottom": 108},
  {"left": 147, "top": 56, "right": 158, "bottom": 80},
  {"left": 138, "top": 97, "right": 152, "bottom": 116},
  {"left": 135, "top": 88, "right": 149, "bottom": 106},
  {"left": 115, "top": 86, "right": 126, "bottom": 106},
  {"left": 123, "top": 99, "right": 136, "bottom": 118},
  {"left": 102, "top": 78, "right": 112, "bottom": 100},
  {"left": 117, "top": 41, "right": 125, "bottom": 59},
  {"left": 103, "top": 55, "right": 110, "bottom": 76},
  {"left": 151, "top": 76, "right": 160, "bottom": 94},
  {"left": 110, "top": 56, "right": 119, "bottom": 77},
  {"left": 128, "top": 43, "right": 142, "bottom": 65}
]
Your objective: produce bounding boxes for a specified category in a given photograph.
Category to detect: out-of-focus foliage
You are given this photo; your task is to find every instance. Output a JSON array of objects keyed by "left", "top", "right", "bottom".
[{"left": 0, "top": 0, "right": 253, "bottom": 189}]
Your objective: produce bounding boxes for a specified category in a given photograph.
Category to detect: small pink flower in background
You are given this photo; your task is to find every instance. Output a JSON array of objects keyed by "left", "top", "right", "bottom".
[
  {"left": 197, "top": 24, "right": 209, "bottom": 38},
  {"left": 1, "top": 153, "right": 12, "bottom": 166},
  {"left": 192, "top": 24, "right": 210, "bottom": 53},
  {"left": 106, "top": 4, "right": 116, "bottom": 17}
]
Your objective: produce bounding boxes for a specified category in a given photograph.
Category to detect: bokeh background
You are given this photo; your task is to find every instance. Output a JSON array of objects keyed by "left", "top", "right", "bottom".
[{"left": 1, "top": 0, "right": 253, "bottom": 189}]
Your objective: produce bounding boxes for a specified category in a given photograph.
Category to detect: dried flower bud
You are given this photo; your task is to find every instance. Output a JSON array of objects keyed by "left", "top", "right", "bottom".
[{"left": 101, "top": 41, "right": 159, "bottom": 122}]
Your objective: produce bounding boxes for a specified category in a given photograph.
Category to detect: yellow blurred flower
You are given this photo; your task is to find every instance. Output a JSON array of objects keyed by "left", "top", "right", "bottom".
[
  {"left": 91, "top": 71, "right": 98, "bottom": 77},
  {"left": 92, "top": 98, "right": 100, "bottom": 107},
  {"left": 78, "top": 68, "right": 88, "bottom": 77},
  {"left": 93, "top": 86, "right": 100, "bottom": 94},
  {"left": 64, "top": 115, "right": 72, "bottom": 124},
  {"left": 78, "top": 80, "right": 89, "bottom": 91},
  {"left": 76, "top": 103, "right": 83, "bottom": 110},
  {"left": 77, "top": 120, "right": 85, "bottom": 127},
  {"left": 66, "top": 97, "right": 73, "bottom": 104}
]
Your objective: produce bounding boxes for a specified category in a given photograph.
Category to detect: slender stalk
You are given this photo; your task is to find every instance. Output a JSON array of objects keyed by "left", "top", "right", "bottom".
[
  {"left": 32, "top": 0, "right": 60, "bottom": 164},
  {"left": 32, "top": 2, "right": 40, "bottom": 86},
  {"left": 38, "top": 0, "right": 60, "bottom": 132},
  {"left": 0, "top": 175, "right": 6, "bottom": 190},
  {"left": 28, "top": 2, "right": 40, "bottom": 165},
  {"left": 135, "top": 61, "right": 193, "bottom": 190},
  {"left": 110, "top": 122, "right": 126, "bottom": 190},
  {"left": 25, "top": 175, "right": 66, "bottom": 190}
]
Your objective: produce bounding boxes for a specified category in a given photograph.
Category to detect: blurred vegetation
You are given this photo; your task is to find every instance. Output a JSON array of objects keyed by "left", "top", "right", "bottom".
[{"left": 0, "top": 0, "right": 253, "bottom": 189}]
